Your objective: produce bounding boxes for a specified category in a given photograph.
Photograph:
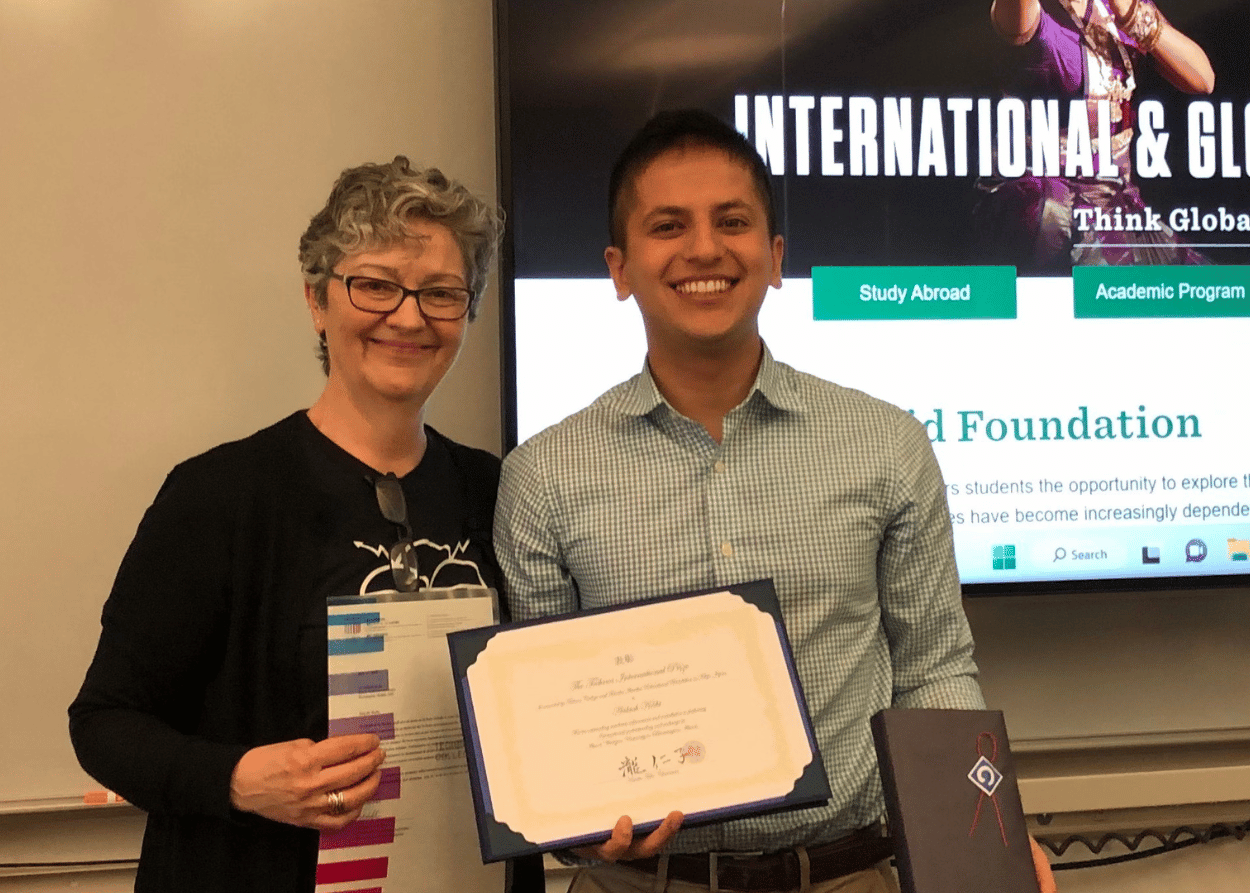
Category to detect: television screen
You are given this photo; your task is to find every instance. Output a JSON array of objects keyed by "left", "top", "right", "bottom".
[{"left": 496, "top": 0, "right": 1250, "bottom": 592}]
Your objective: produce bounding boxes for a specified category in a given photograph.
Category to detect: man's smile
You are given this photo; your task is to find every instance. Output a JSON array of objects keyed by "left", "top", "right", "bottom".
[{"left": 672, "top": 277, "right": 736, "bottom": 295}]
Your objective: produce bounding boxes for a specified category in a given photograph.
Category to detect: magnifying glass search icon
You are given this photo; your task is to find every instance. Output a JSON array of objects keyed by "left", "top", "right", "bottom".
[{"left": 1053, "top": 547, "right": 1067, "bottom": 562}]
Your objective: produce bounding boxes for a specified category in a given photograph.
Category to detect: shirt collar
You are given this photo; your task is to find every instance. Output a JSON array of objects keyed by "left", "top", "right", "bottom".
[{"left": 615, "top": 342, "right": 805, "bottom": 418}]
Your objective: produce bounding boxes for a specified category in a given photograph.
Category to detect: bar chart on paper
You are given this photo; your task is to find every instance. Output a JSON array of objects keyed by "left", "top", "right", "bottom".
[{"left": 317, "top": 590, "right": 504, "bottom": 893}]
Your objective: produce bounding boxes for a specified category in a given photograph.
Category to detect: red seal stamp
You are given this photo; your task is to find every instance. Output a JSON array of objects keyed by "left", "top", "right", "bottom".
[{"left": 678, "top": 741, "right": 705, "bottom": 764}]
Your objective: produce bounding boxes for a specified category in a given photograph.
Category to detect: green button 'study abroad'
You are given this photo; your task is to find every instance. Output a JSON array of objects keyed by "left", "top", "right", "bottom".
[{"left": 813, "top": 266, "right": 1017, "bottom": 320}]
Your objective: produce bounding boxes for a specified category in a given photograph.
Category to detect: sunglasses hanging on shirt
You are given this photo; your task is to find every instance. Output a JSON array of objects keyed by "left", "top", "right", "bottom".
[{"left": 374, "top": 472, "right": 421, "bottom": 591}]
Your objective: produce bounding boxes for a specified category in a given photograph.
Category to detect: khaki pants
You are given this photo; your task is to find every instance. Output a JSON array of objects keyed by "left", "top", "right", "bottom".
[{"left": 565, "top": 858, "right": 901, "bottom": 893}]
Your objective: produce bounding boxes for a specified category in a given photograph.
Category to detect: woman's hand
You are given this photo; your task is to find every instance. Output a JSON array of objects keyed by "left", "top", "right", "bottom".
[{"left": 230, "top": 733, "right": 386, "bottom": 831}]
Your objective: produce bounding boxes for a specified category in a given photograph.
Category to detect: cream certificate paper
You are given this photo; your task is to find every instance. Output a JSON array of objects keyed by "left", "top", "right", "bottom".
[
  {"left": 317, "top": 588, "right": 505, "bottom": 893},
  {"left": 463, "top": 589, "right": 816, "bottom": 847}
]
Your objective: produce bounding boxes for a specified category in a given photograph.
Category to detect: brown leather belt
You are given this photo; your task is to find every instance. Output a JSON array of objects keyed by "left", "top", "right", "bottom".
[{"left": 620, "top": 824, "right": 893, "bottom": 892}]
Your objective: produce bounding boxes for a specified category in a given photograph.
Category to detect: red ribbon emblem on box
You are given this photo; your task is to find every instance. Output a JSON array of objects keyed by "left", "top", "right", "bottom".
[{"left": 967, "top": 732, "right": 1008, "bottom": 847}]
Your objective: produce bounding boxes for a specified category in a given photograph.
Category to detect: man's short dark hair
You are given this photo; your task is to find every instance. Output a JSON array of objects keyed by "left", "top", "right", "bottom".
[{"left": 607, "top": 109, "right": 777, "bottom": 248}]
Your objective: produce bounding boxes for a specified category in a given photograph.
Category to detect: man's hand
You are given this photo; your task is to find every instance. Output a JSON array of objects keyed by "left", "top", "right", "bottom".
[
  {"left": 573, "top": 811, "right": 684, "bottom": 862},
  {"left": 230, "top": 734, "right": 386, "bottom": 831},
  {"left": 1030, "top": 835, "right": 1058, "bottom": 893}
]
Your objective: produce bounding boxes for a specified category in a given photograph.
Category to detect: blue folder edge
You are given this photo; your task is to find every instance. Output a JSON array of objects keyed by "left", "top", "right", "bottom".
[{"left": 446, "top": 578, "right": 833, "bottom": 863}]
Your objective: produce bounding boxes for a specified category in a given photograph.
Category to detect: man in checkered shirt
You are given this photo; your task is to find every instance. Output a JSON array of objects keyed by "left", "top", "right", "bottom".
[{"left": 494, "top": 109, "right": 1055, "bottom": 893}]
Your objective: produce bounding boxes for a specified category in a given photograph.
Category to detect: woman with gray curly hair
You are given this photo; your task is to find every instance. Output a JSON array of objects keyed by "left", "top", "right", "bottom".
[{"left": 70, "top": 158, "right": 541, "bottom": 892}]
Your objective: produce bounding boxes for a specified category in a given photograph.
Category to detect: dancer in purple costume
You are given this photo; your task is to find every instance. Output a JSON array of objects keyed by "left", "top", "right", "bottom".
[{"left": 977, "top": 0, "right": 1214, "bottom": 272}]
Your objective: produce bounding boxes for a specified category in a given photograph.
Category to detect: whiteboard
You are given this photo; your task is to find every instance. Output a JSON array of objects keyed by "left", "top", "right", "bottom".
[{"left": 0, "top": 0, "right": 502, "bottom": 807}]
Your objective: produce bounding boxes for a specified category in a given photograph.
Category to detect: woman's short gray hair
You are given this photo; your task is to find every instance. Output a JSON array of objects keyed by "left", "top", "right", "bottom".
[{"left": 299, "top": 157, "right": 504, "bottom": 372}]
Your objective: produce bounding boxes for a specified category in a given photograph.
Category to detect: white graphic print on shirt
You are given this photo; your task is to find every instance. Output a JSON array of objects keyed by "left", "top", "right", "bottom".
[{"left": 353, "top": 538, "right": 486, "bottom": 593}]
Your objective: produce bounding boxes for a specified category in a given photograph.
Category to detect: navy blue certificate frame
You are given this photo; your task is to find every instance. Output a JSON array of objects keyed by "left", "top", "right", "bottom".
[{"left": 447, "top": 578, "right": 832, "bottom": 862}]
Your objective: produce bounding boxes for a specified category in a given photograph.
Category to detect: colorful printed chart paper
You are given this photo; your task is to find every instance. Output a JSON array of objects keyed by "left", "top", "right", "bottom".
[
  {"left": 448, "top": 579, "right": 832, "bottom": 861},
  {"left": 317, "top": 587, "right": 504, "bottom": 893}
]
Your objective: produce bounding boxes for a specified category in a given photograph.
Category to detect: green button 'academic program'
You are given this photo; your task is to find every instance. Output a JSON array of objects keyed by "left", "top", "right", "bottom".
[
  {"left": 1073, "top": 266, "right": 1250, "bottom": 318},
  {"left": 811, "top": 266, "right": 1017, "bottom": 320}
]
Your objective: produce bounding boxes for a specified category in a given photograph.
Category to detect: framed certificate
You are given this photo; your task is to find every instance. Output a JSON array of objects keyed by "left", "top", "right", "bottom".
[{"left": 447, "top": 579, "right": 831, "bottom": 862}]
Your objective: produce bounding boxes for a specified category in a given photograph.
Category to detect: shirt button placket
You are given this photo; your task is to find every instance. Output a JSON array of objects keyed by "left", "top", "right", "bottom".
[{"left": 710, "top": 456, "right": 733, "bottom": 565}]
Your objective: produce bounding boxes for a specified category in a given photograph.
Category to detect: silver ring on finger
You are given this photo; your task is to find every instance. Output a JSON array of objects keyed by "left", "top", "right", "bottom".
[{"left": 326, "top": 789, "right": 347, "bottom": 816}]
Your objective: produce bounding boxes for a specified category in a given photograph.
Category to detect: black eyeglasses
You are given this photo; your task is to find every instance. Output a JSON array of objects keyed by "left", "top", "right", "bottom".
[
  {"left": 374, "top": 473, "right": 421, "bottom": 591},
  {"left": 329, "top": 273, "right": 473, "bottom": 321}
]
